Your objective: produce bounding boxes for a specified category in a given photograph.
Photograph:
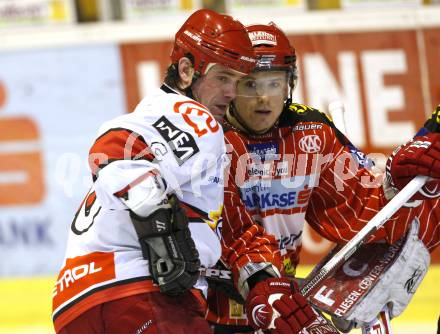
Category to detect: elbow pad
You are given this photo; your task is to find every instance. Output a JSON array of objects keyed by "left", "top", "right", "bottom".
[{"left": 115, "top": 169, "right": 169, "bottom": 217}]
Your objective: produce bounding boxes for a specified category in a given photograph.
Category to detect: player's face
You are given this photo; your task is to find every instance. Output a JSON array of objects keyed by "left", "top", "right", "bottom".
[
  {"left": 234, "top": 70, "right": 287, "bottom": 133},
  {"left": 192, "top": 64, "right": 246, "bottom": 121}
]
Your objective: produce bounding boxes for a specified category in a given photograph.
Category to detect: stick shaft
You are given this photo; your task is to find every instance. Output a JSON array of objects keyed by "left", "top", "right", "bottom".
[
  {"left": 328, "top": 101, "right": 347, "bottom": 135},
  {"left": 301, "top": 175, "right": 428, "bottom": 296}
]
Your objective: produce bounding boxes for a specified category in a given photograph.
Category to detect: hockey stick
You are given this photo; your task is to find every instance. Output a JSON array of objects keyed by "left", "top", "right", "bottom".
[
  {"left": 303, "top": 102, "right": 428, "bottom": 295},
  {"left": 328, "top": 101, "right": 347, "bottom": 134},
  {"left": 301, "top": 101, "right": 428, "bottom": 295},
  {"left": 301, "top": 102, "right": 428, "bottom": 310},
  {"left": 301, "top": 177, "right": 428, "bottom": 296},
  {"left": 325, "top": 101, "right": 395, "bottom": 333}
]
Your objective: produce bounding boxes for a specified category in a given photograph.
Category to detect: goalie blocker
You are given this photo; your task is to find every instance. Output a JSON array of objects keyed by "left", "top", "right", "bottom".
[{"left": 302, "top": 220, "right": 430, "bottom": 331}]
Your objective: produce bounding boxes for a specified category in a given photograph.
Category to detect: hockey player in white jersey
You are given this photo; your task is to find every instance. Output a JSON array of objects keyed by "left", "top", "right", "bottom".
[{"left": 52, "top": 9, "right": 256, "bottom": 334}]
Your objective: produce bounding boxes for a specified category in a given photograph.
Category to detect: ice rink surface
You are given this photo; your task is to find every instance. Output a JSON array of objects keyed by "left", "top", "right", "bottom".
[{"left": 0, "top": 265, "right": 438, "bottom": 333}]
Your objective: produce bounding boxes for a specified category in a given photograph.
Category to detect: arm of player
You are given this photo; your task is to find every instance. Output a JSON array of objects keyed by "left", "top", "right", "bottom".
[
  {"left": 88, "top": 127, "right": 201, "bottom": 295},
  {"left": 221, "top": 136, "right": 282, "bottom": 299},
  {"left": 88, "top": 126, "right": 165, "bottom": 209},
  {"left": 385, "top": 105, "right": 440, "bottom": 253},
  {"left": 305, "top": 105, "right": 439, "bottom": 247},
  {"left": 305, "top": 121, "right": 418, "bottom": 245}
]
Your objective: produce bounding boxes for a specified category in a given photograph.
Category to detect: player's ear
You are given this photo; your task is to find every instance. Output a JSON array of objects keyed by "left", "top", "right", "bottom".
[{"left": 177, "top": 57, "right": 195, "bottom": 90}]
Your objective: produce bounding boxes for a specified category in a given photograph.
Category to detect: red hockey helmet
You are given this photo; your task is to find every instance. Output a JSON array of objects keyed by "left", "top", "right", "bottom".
[
  {"left": 171, "top": 9, "right": 257, "bottom": 75},
  {"left": 246, "top": 22, "right": 297, "bottom": 87}
]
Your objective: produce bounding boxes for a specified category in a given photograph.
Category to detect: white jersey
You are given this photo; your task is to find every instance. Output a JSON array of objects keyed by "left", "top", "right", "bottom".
[{"left": 52, "top": 85, "right": 226, "bottom": 331}]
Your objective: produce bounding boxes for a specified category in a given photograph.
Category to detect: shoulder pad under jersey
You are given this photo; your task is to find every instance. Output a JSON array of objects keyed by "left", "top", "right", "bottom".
[{"left": 280, "top": 102, "right": 350, "bottom": 146}]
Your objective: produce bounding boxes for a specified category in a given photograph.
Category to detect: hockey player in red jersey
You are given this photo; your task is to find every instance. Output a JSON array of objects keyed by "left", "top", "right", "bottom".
[
  {"left": 52, "top": 9, "right": 257, "bottom": 334},
  {"left": 205, "top": 22, "right": 440, "bottom": 334}
]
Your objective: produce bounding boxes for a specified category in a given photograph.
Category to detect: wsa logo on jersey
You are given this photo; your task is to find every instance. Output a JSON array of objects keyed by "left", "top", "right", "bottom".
[{"left": 153, "top": 116, "right": 199, "bottom": 165}]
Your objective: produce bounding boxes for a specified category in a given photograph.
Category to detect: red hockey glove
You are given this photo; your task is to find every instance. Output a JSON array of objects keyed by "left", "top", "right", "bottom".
[
  {"left": 245, "top": 278, "right": 317, "bottom": 333},
  {"left": 387, "top": 132, "right": 440, "bottom": 200}
]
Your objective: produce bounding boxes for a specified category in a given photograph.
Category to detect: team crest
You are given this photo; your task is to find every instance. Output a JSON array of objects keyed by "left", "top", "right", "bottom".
[
  {"left": 299, "top": 135, "right": 322, "bottom": 153},
  {"left": 173, "top": 100, "right": 219, "bottom": 137}
]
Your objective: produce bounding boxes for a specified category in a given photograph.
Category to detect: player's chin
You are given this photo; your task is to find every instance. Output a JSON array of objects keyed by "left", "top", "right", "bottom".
[
  {"left": 247, "top": 121, "right": 268, "bottom": 133},
  {"left": 252, "top": 116, "right": 275, "bottom": 132},
  {"left": 210, "top": 105, "right": 228, "bottom": 120},
  {"left": 212, "top": 114, "right": 225, "bottom": 123}
]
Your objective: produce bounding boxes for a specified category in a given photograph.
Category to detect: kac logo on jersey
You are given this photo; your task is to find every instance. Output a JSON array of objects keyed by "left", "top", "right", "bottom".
[
  {"left": 299, "top": 135, "right": 322, "bottom": 153},
  {"left": 71, "top": 189, "right": 101, "bottom": 236},
  {"left": 420, "top": 183, "right": 440, "bottom": 199},
  {"left": 153, "top": 116, "right": 199, "bottom": 165}
]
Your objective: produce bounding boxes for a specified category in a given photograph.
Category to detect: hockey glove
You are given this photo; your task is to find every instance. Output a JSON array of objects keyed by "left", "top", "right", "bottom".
[
  {"left": 386, "top": 132, "right": 440, "bottom": 200},
  {"left": 245, "top": 277, "right": 318, "bottom": 333},
  {"left": 130, "top": 194, "right": 201, "bottom": 296}
]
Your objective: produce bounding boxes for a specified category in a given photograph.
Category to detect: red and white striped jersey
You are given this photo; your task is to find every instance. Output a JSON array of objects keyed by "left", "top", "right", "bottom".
[
  {"left": 222, "top": 103, "right": 439, "bottom": 282},
  {"left": 52, "top": 85, "right": 226, "bottom": 332},
  {"left": 206, "top": 103, "right": 439, "bottom": 326}
]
